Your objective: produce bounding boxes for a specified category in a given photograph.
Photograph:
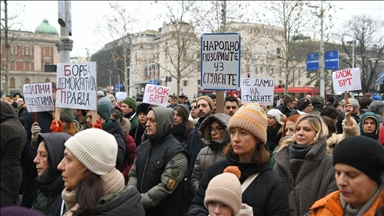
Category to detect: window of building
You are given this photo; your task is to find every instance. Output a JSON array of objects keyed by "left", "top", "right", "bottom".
[
  {"left": 10, "top": 61, "right": 15, "bottom": 70},
  {"left": 260, "top": 67, "right": 263, "bottom": 74},
  {"left": 279, "top": 80, "right": 283, "bottom": 85},
  {"left": 44, "top": 47, "right": 50, "bottom": 56},
  {"left": 45, "top": 78, "right": 50, "bottom": 82},
  {"left": 25, "top": 62, "right": 30, "bottom": 71},
  {"left": 197, "top": 79, "right": 200, "bottom": 85},
  {"left": 183, "top": 80, "right": 188, "bottom": 86},
  {"left": 25, "top": 77, "right": 30, "bottom": 84},
  {"left": 10, "top": 77, "right": 15, "bottom": 88}
]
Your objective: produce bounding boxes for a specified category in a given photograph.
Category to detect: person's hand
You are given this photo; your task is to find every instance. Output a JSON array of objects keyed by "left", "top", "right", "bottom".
[
  {"left": 31, "top": 122, "right": 41, "bottom": 139},
  {"left": 88, "top": 119, "right": 102, "bottom": 129},
  {"left": 50, "top": 120, "right": 63, "bottom": 132},
  {"left": 344, "top": 102, "right": 352, "bottom": 117}
]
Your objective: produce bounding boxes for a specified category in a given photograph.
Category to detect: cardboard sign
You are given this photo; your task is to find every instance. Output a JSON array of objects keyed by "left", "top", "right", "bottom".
[
  {"left": 332, "top": 68, "right": 362, "bottom": 93},
  {"left": 200, "top": 33, "right": 241, "bottom": 90},
  {"left": 56, "top": 62, "right": 97, "bottom": 110},
  {"left": 143, "top": 84, "right": 170, "bottom": 107},
  {"left": 116, "top": 92, "right": 127, "bottom": 100},
  {"left": 241, "top": 78, "right": 274, "bottom": 105},
  {"left": 23, "top": 83, "right": 54, "bottom": 112}
]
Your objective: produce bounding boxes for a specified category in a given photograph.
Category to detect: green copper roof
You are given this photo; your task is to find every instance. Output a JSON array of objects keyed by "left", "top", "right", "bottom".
[{"left": 35, "top": 19, "right": 58, "bottom": 35}]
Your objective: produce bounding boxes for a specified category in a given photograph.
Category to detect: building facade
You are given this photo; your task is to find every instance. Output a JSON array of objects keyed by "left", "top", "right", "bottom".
[{"left": 1, "top": 19, "right": 59, "bottom": 96}]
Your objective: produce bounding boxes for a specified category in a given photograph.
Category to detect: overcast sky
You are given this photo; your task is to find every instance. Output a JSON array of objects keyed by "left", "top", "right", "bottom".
[{"left": 3, "top": 1, "right": 383, "bottom": 57}]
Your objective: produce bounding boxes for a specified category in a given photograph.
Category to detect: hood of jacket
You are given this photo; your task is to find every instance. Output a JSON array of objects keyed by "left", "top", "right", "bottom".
[
  {"left": 149, "top": 106, "right": 174, "bottom": 140},
  {"left": 359, "top": 112, "right": 379, "bottom": 139},
  {"left": 1, "top": 101, "right": 18, "bottom": 123},
  {"left": 198, "top": 113, "right": 231, "bottom": 149},
  {"left": 37, "top": 132, "right": 71, "bottom": 177},
  {"left": 120, "top": 117, "right": 130, "bottom": 136}
]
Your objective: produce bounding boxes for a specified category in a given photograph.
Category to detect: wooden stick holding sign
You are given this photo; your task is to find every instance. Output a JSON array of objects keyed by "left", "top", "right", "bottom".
[
  {"left": 344, "top": 91, "right": 348, "bottom": 105},
  {"left": 92, "top": 110, "right": 97, "bottom": 128},
  {"left": 55, "top": 107, "right": 60, "bottom": 127}
]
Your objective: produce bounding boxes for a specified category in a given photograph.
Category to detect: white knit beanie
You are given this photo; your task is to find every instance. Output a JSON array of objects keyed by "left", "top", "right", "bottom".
[
  {"left": 267, "top": 109, "right": 283, "bottom": 122},
  {"left": 64, "top": 128, "right": 117, "bottom": 175},
  {"left": 204, "top": 172, "right": 242, "bottom": 215}
]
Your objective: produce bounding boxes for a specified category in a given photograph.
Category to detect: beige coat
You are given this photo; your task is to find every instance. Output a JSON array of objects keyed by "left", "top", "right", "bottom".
[{"left": 327, "top": 118, "right": 360, "bottom": 154}]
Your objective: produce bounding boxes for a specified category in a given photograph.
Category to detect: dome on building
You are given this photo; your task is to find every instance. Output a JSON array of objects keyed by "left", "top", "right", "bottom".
[{"left": 35, "top": 19, "right": 58, "bottom": 35}]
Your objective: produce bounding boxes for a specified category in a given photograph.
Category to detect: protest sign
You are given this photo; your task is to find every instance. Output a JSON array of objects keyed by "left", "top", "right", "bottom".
[
  {"left": 23, "top": 83, "right": 55, "bottom": 112},
  {"left": 332, "top": 68, "right": 361, "bottom": 93},
  {"left": 116, "top": 92, "right": 127, "bottom": 100},
  {"left": 241, "top": 78, "right": 274, "bottom": 105},
  {"left": 56, "top": 62, "right": 97, "bottom": 110},
  {"left": 143, "top": 84, "right": 170, "bottom": 107},
  {"left": 201, "top": 33, "right": 241, "bottom": 90}
]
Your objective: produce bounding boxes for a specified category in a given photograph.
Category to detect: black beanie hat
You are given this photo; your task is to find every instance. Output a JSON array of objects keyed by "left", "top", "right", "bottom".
[{"left": 333, "top": 136, "right": 384, "bottom": 184}]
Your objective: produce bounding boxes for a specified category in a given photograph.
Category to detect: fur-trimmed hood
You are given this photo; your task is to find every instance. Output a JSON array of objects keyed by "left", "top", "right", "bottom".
[{"left": 198, "top": 113, "right": 231, "bottom": 151}]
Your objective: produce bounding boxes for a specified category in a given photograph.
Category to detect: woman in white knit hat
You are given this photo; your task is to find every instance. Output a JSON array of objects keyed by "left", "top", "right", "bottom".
[
  {"left": 57, "top": 128, "right": 144, "bottom": 216},
  {"left": 188, "top": 103, "right": 290, "bottom": 216},
  {"left": 266, "top": 109, "right": 284, "bottom": 154}
]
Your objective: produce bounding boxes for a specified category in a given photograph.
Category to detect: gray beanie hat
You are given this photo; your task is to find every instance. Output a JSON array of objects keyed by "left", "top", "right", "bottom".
[
  {"left": 175, "top": 104, "right": 190, "bottom": 116},
  {"left": 64, "top": 128, "right": 117, "bottom": 175}
]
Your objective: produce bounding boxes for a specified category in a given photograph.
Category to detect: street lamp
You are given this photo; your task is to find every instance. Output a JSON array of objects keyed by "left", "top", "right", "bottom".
[
  {"left": 309, "top": 1, "right": 324, "bottom": 97},
  {"left": 347, "top": 40, "right": 356, "bottom": 68}
]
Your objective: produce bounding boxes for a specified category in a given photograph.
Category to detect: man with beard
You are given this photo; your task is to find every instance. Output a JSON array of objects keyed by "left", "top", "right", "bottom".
[
  {"left": 184, "top": 96, "right": 214, "bottom": 211},
  {"left": 121, "top": 97, "right": 138, "bottom": 135},
  {"left": 224, "top": 96, "right": 239, "bottom": 117}
]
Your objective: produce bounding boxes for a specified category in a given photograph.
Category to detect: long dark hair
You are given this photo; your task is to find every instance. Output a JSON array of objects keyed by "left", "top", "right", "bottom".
[
  {"left": 73, "top": 173, "right": 104, "bottom": 215},
  {"left": 174, "top": 106, "right": 194, "bottom": 142}
]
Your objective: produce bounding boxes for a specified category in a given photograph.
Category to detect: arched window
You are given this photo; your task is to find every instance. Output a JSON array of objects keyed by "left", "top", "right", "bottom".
[
  {"left": 45, "top": 78, "right": 50, "bottom": 82},
  {"left": 10, "top": 77, "right": 15, "bottom": 88},
  {"left": 25, "top": 77, "right": 30, "bottom": 84}
]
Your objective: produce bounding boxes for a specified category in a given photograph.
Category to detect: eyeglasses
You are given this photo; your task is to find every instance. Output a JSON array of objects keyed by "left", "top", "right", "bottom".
[{"left": 210, "top": 127, "right": 224, "bottom": 133}]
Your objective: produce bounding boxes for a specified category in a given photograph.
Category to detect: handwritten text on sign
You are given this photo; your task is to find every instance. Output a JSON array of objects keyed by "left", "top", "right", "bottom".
[
  {"left": 23, "top": 83, "right": 54, "bottom": 112},
  {"left": 332, "top": 68, "right": 361, "bottom": 93},
  {"left": 241, "top": 78, "right": 274, "bottom": 105},
  {"left": 143, "top": 84, "right": 170, "bottom": 107},
  {"left": 201, "top": 33, "right": 241, "bottom": 90},
  {"left": 56, "top": 62, "right": 97, "bottom": 110}
]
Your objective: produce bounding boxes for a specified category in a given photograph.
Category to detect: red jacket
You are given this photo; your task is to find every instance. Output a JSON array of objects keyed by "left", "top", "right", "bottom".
[
  {"left": 120, "top": 134, "right": 136, "bottom": 184},
  {"left": 309, "top": 188, "right": 384, "bottom": 216}
]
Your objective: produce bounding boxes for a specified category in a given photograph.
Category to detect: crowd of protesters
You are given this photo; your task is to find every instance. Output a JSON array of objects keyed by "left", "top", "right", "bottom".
[{"left": 1, "top": 89, "right": 384, "bottom": 216}]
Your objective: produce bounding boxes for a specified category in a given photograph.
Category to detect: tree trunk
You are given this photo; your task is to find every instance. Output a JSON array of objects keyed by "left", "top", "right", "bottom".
[{"left": 4, "top": 0, "right": 10, "bottom": 96}]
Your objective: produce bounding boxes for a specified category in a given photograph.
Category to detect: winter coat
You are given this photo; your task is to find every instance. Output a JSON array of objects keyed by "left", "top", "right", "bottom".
[
  {"left": 186, "top": 118, "right": 207, "bottom": 179},
  {"left": 119, "top": 117, "right": 136, "bottom": 185},
  {"left": 326, "top": 117, "right": 360, "bottom": 154},
  {"left": 266, "top": 123, "right": 283, "bottom": 154},
  {"left": 127, "top": 107, "right": 188, "bottom": 216},
  {"left": 276, "top": 103, "right": 293, "bottom": 117},
  {"left": 131, "top": 124, "right": 146, "bottom": 147},
  {"left": 188, "top": 152, "right": 291, "bottom": 216},
  {"left": 0, "top": 101, "right": 27, "bottom": 207},
  {"left": 308, "top": 186, "right": 384, "bottom": 216},
  {"left": 273, "top": 137, "right": 338, "bottom": 216},
  {"left": 22, "top": 111, "right": 54, "bottom": 175},
  {"left": 128, "top": 113, "right": 139, "bottom": 136},
  {"left": 18, "top": 106, "right": 29, "bottom": 126},
  {"left": 32, "top": 133, "right": 71, "bottom": 216},
  {"left": 189, "top": 113, "right": 230, "bottom": 196},
  {"left": 103, "top": 120, "right": 126, "bottom": 169},
  {"left": 336, "top": 113, "right": 360, "bottom": 134},
  {"left": 171, "top": 124, "right": 186, "bottom": 143}
]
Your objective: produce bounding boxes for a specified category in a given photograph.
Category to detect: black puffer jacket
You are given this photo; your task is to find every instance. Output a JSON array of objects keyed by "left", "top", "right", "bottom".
[
  {"left": 104, "top": 120, "right": 126, "bottom": 169},
  {"left": 189, "top": 113, "right": 230, "bottom": 196},
  {"left": 85, "top": 187, "right": 144, "bottom": 216},
  {"left": 0, "top": 101, "right": 27, "bottom": 206},
  {"left": 32, "top": 132, "right": 71, "bottom": 216},
  {"left": 187, "top": 152, "right": 290, "bottom": 216}
]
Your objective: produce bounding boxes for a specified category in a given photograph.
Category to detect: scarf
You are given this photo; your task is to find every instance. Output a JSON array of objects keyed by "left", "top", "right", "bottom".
[
  {"left": 341, "top": 184, "right": 383, "bottom": 216},
  {"left": 288, "top": 142, "right": 313, "bottom": 160},
  {"left": 62, "top": 168, "right": 125, "bottom": 216},
  {"left": 102, "top": 119, "right": 113, "bottom": 130}
]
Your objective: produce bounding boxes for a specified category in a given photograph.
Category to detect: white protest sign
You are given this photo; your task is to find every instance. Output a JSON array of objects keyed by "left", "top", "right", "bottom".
[
  {"left": 241, "top": 78, "right": 274, "bottom": 105},
  {"left": 56, "top": 62, "right": 97, "bottom": 110},
  {"left": 23, "top": 83, "right": 54, "bottom": 112},
  {"left": 332, "top": 68, "right": 362, "bottom": 93},
  {"left": 143, "top": 84, "right": 170, "bottom": 107},
  {"left": 201, "top": 33, "right": 241, "bottom": 90},
  {"left": 116, "top": 92, "right": 127, "bottom": 100}
]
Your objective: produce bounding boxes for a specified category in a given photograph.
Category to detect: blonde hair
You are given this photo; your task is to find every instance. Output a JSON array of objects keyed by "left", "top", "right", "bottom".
[{"left": 279, "top": 114, "right": 329, "bottom": 151}]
